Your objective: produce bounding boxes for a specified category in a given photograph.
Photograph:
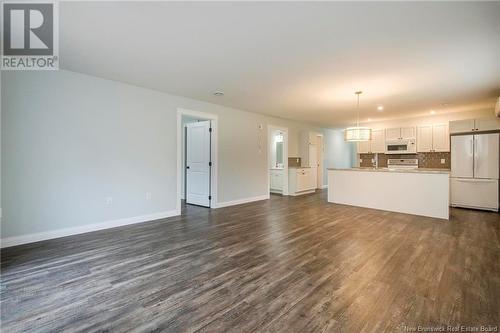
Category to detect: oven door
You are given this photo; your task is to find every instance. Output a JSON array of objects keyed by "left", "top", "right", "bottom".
[{"left": 386, "top": 141, "right": 409, "bottom": 154}]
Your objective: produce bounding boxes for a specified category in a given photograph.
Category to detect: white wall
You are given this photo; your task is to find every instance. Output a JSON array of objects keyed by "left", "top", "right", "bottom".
[
  {"left": 1, "top": 70, "right": 321, "bottom": 240},
  {"left": 322, "top": 129, "right": 356, "bottom": 184}
]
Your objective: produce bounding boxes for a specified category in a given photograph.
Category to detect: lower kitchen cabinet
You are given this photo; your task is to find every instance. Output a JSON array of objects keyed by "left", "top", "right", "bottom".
[{"left": 288, "top": 167, "right": 317, "bottom": 196}]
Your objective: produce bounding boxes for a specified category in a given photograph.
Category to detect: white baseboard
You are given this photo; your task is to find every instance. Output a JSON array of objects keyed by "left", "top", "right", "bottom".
[
  {"left": 214, "top": 194, "right": 270, "bottom": 208},
  {"left": 321, "top": 185, "right": 328, "bottom": 189},
  {"left": 0, "top": 209, "right": 180, "bottom": 249}
]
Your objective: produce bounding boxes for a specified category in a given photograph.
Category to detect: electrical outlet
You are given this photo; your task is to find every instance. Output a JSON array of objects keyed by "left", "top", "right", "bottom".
[
  {"left": 146, "top": 192, "right": 152, "bottom": 200},
  {"left": 440, "top": 159, "right": 446, "bottom": 164},
  {"left": 105, "top": 196, "right": 113, "bottom": 205}
]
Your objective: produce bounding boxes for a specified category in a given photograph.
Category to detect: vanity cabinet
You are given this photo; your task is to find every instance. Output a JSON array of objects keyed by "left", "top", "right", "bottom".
[
  {"left": 450, "top": 118, "right": 500, "bottom": 134},
  {"left": 417, "top": 124, "right": 449, "bottom": 152},
  {"left": 288, "top": 168, "right": 316, "bottom": 196},
  {"left": 270, "top": 169, "right": 284, "bottom": 193}
]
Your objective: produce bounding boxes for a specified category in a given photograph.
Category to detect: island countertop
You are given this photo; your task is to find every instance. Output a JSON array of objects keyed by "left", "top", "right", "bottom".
[{"left": 327, "top": 167, "right": 450, "bottom": 175}]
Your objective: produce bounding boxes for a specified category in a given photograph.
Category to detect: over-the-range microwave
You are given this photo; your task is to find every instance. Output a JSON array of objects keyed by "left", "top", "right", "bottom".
[{"left": 385, "top": 139, "right": 416, "bottom": 154}]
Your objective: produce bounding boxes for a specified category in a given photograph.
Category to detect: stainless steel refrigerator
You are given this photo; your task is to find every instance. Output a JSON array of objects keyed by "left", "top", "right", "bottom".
[{"left": 450, "top": 133, "right": 499, "bottom": 211}]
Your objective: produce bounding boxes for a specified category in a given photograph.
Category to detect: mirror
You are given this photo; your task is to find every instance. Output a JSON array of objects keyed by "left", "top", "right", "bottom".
[
  {"left": 273, "top": 132, "right": 284, "bottom": 168},
  {"left": 276, "top": 142, "right": 283, "bottom": 165}
]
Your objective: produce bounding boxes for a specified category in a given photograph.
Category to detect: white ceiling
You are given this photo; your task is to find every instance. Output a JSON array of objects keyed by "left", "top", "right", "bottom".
[{"left": 60, "top": 1, "right": 500, "bottom": 127}]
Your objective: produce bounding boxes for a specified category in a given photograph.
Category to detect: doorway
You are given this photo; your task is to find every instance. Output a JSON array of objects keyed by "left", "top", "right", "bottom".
[
  {"left": 268, "top": 125, "right": 289, "bottom": 196},
  {"left": 177, "top": 109, "right": 218, "bottom": 212}
]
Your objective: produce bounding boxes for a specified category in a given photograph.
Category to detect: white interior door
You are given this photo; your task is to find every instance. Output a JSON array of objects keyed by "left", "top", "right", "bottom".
[
  {"left": 186, "top": 121, "right": 211, "bottom": 207},
  {"left": 451, "top": 135, "right": 473, "bottom": 178},
  {"left": 474, "top": 133, "right": 499, "bottom": 179}
]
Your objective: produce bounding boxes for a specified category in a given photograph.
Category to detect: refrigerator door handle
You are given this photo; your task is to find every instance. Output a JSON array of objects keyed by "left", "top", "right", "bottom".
[{"left": 456, "top": 178, "right": 496, "bottom": 183}]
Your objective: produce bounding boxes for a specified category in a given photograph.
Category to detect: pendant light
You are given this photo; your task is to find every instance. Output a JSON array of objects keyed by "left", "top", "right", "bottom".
[{"left": 344, "top": 91, "right": 372, "bottom": 142}]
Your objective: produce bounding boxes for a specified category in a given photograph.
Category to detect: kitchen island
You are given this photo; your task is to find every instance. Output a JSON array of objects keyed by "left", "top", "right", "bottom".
[{"left": 327, "top": 168, "right": 450, "bottom": 219}]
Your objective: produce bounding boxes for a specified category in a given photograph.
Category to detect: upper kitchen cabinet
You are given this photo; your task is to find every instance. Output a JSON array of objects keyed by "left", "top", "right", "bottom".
[
  {"left": 357, "top": 129, "right": 385, "bottom": 154},
  {"left": 475, "top": 118, "right": 500, "bottom": 132},
  {"left": 449, "top": 118, "right": 500, "bottom": 134},
  {"left": 417, "top": 125, "right": 433, "bottom": 152},
  {"left": 386, "top": 127, "right": 416, "bottom": 140},
  {"left": 401, "top": 127, "right": 416, "bottom": 139},
  {"left": 417, "top": 124, "right": 449, "bottom": 152},
  {"left": 432, "top": 124, "right": 450, "bottom": 151},
  {"left": 357, "top": 140, "right": 371, "bottom": 154},
  {"left": 370, "top": 129, "right": 386, "bottom": 153},
  {"left": 385, "top": 128, "right": 401, "bottom": 141}
]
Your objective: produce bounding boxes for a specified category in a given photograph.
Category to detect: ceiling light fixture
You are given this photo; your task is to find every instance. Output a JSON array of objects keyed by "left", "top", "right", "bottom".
[
  {"left": 213, "top": 91, "right": 224, "bottom": 96},
  {"left": 430, "top": 110, "right": 436, "bottom": 115},
  {"left": 344, "top": 91, "right": 371, "bottom": 142},
  {"left": 377, "top": 105, "right": 384, "bottom": 111}
]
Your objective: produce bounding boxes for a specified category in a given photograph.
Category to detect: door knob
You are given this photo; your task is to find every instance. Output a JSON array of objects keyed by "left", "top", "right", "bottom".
[{"left": 186, "top": 166, "right": 190, "bottom": 169}]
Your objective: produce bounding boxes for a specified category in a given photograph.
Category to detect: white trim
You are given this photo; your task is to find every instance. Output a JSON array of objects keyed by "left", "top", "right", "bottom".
[
  {"left": 177, "top": 108, "right": 218, "bottom": 210},
  {"left": 268, "top": 125, "right": 289, "bottom": 196},
  {"left": 321, "top": 184, "right": 328, "bottom": 189},
  {"left": 0, "top": 209, "right": 179, "bottom": 248},
  {"left": 213, "top": 194, "right": 270, "bottom": 208},
  {"left": 288, "top": 189, "right": 316, "bottom": 197}
]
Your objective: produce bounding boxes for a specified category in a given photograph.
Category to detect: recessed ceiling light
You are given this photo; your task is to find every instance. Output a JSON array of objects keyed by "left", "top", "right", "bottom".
[
  {"left": 213, "top": 91, "right": 224, "bottom": 96},
  {"left": 367, "top": 118, "right": 372, "bottom": 122},
  {"left": 377, "top": 105, "right": 384, "bottom": 111},
  {"left": 430, "top": 110, "right": 436, "bottom": 115}
]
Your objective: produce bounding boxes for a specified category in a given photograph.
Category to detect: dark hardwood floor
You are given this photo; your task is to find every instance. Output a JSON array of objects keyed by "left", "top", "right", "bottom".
[{"left": 1, "top": 190, "right": 499, "bottom": 332}]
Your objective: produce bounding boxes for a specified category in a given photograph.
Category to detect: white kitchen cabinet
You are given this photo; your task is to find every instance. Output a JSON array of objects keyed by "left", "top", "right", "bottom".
[
  {"left": 432, "top": 124, "right": 450, "bottom": 152},
  {"left": 357, "top": 140, "right": 371, "bottom": 154},
  {"left": 401, "top": 127, "right": 416, "bottom": 139},
  {"left": 449, "top": 119, "right": 475, "bottom": 134},
  {"left": 450, "top": 118, "right": 500, "bottom": 134},
  {"left": 385, "top": 128, "right": 401, "bottom": 141},
  {"left": 417, "top": 124, "right": 449, "bottom": 152},
  {"left": 386, "top": 127, "right": 416, "bottom": 140},
  {"left": 370, "top": 129, "right": 386, "bottom": 153},
  {"left": 475, "top": 118, "right": 500, "bottom": 132},
  {"left": 357, "top": 129, "right": 385, "bottom": 153},
  {"left": 288, "top": 168, "right": 316, "bottom": 196},
  {"left": 417, "top": 125, "right": 433, "bottom": 152}
]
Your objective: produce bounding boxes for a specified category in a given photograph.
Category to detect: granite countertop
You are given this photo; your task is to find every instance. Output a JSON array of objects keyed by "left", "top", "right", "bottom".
[{"left": 327, "top": 167, "right": 450, "bottom": 175}]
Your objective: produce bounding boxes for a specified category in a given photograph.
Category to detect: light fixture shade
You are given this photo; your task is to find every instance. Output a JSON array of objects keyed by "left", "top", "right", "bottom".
[{"left": 344, "top": 127, "right": 372, "bottom": 142}]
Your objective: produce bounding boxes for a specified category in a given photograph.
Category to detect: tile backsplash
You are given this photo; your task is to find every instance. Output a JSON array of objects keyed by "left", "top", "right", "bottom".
[
  {"left": 288, "top": 157, "right": 302, "bottom": 167},
  {"left": 359, "top": 152, "right": 451, "bottom": 169}
]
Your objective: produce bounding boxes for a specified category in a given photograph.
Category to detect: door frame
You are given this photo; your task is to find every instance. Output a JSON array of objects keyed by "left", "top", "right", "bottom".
[
  {"left": 267, "top": 125, "right": 289, "bottom": 196},
  {"left": 316, "top": 133, "right": 325, "bottom": 189},
  {"left": 177, "top": 108, "right": 218, "bottom": 212}
]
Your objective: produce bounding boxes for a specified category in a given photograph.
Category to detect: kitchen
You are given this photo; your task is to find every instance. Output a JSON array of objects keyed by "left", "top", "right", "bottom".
[{"left": 328, "top": 105, "right": 500, "bottom": 220}]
